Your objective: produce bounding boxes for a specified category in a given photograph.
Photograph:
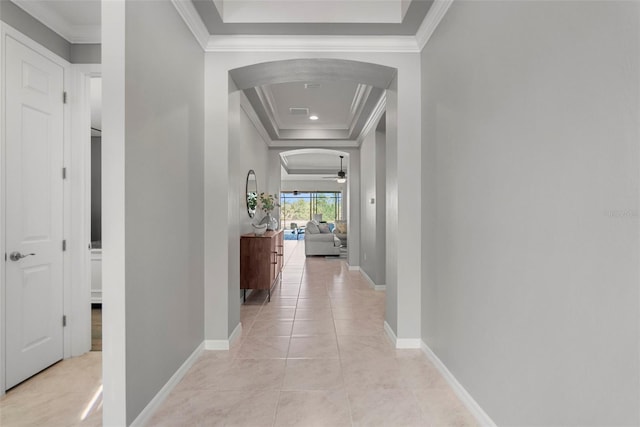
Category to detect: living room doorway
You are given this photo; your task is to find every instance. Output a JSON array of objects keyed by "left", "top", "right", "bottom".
[{"left": 279, "top": 150, "right": 349, "bottom": 246}]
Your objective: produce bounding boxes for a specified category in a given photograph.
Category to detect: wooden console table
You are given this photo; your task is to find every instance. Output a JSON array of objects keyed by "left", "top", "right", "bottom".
[{"left": 240, "top": 230, "right": 284, "bottom": 302}]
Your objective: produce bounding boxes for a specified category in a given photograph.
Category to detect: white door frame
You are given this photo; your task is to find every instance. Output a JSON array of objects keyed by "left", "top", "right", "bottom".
[
  {"left": 68, "top": 63, "right": 101, "bottom": 358},
  {"left": 0, "top": 22, "right": 96, "bottom": 394}
]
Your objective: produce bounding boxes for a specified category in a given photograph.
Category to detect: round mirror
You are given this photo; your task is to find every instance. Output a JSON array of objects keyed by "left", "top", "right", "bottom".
[{"left": 246, "top": 170, "right": 257, "bottom": 218}]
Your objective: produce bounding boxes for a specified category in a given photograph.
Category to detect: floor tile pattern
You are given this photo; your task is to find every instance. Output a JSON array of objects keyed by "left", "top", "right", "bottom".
[
  {"left": 151, "top": 240, "right": 478, "bottom": 426},
  {"left": 0, "top": 352, "right": 103, "bottom": 427},
  {"left": 0, "top": 240, "right": 478, "bottom": 426}
]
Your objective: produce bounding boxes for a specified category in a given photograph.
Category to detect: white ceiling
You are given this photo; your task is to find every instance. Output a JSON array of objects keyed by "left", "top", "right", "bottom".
[
  {"left": 213, "top": 0, "right": 411, "bottom": 24},
  {"left": 268, "top": 81, "right": 361, "bottom": 130},
  {"left": 193, "top": 0, "right": 433, "bottom": 36},
  {"left": 10, "top": 0, "right": 101, "bottom": 43},
  {"left": 231, "top": 59, "right": 392, "bottom": 145},
  {"left": 245, "top": 79, "right": 383, "bottom": 142},
  {"left": 11, "top": 0, "right": 434, "bottom": 42},
  {"left": 281, "top": 149, "right": 349, "bottom": 181}
]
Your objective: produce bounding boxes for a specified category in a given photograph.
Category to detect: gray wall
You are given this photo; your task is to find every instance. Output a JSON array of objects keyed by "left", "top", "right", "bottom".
[
  {"left": 384, "top": 77, "right": 398, "bottom": 333},
  {"left": 374, "top": 128, "right": 386, "bottom": 287},
  {"left": 91, "top": 136, "right": 101, "bottom": 243},
  {"left": 0, "top": 1, "right": 100, "bottom": 64},
  {"left": 0, "top": 0, "right": 70, "bottom": 61},
  {"left": 228, "top": 94, "right": 270, "bottom": 332},
  {"left": 360, "top": 129, "right": 376, "bottom": 278},
  {"left": 70, "top": 43, "right": 101, "bottom": 64},
  {"left": 123, "top": 0, "right": 204, "bottom": 423},
  {"left": 421, "top": 1, "right": 639, "bottom": 425},
  {"left": 360, "top": 121, "right": 386, "bottom": 287}
]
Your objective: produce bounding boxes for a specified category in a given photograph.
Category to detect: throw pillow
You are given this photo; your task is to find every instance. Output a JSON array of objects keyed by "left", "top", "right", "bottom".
[
  {"left": 335, "top": 221, "right": 347, "bottom": 234},
  {"left": 318, "top": 223, "right": 331, "bottom": 234},
  {"left": 306, "top": 221, "right": 320, "bottom": 234}
]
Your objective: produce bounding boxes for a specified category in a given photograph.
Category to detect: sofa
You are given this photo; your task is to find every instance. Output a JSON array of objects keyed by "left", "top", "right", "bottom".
[
  {"left": 333, "top": 220, "right": 347, "bottom": 247},
  {"left": 304, "top": 220, "right": 341, "bottom": 256}
]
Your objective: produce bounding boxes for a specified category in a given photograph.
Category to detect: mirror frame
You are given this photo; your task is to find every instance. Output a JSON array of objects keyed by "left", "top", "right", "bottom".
[{"left": 246, "top": 170, "right": 258, "bottom": 218}]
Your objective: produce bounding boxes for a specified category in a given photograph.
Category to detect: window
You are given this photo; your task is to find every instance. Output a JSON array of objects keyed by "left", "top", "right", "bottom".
[{"left": 280, "top": 191, "right": 342, "bottom": 229}]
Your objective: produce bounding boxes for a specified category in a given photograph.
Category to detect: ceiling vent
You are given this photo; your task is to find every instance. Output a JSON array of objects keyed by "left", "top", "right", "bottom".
[
  {"left": 289, "top": 107, "right": 310, "bottom": 116},
  {"left": 304, "top": 83, "right": 321, "bottom": 89}
]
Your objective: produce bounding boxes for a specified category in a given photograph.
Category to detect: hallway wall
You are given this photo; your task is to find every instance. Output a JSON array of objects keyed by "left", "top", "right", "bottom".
[
  {"left": 360, "top": 128, "right": 378, "bottom": 282},
  {"left": 103, "top": 0, "right": 205, "bottom": 423},
  {"left": 421, "top": 1, "right": 639, "bottom": 425},
  {"left": 228, "top": 92, "right": 270, "bottom": 333},
  {"left": 360, "top": 120, "right": 386, "bottom": 287}
]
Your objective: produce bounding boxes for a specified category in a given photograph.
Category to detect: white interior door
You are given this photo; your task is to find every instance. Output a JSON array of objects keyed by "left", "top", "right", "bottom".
[{"left": 4, "top": 35, "right": 65, "bottom": 390}]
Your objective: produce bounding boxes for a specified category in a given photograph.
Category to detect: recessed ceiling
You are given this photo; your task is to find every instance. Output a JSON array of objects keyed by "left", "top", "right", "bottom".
[
  {"left": 231, "top": 59, "right": 392, "bottom": 146},
  {"left": 281, "top": 149, "right": 349, "bottom": 180},
  {"left": 244, "top": 80, "right": 384, "bottom": 141},
  {"left": 10, "top": 0, "right": 101, "bottom": 43},
  {"left": 269, "top": 81, "right": 361, "bottom": 130},
  {"left": 212, "top": 0, "right": 411, "bottom": 24},
  {"left": 193, "top": 0, "right": 433, "bottom": 36},
  {"left": 9, "top": 0, "right": 435, "bottom": 43}
]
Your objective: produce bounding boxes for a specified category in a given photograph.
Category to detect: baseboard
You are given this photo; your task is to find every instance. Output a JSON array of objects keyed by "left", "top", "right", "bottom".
[
  {"left": 383, "top": 321, "right": 421, "bottom": 349},
  {"left": 396, "top": 337, "right": 422, "bottom": 348},
  {"left": 347, "top": 264, "right": 360, "bottom": 271},
  {"left": 229, "top": 322, "right": 243, "bottom": 347},
  {"left": 421, "top": 341, "right": 496, "bottom": 427},
  {"left": 205, "top": 339, "right": 229, "bottom": 350},
  {"left": 130, "top": 341, "right": 204, "bottom": 427},
  {"left": 205, "top": 323, "right": 243, "bottom": 351},
  {"left": 384, "top": 321, "right": 397, "bottom": 345},
  {"left": 360, "top": 269, "right": 377, "bottom": 290},
  {"left": 360, "top": 269, "right": 386, "bottom": 291}
]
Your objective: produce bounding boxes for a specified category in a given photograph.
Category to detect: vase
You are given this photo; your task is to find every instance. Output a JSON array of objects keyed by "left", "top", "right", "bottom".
[
  {"left": 259, "top": 212, "right": 279, "bottom": 231},
  {"left": 252, "top": 223, "right": 267, "bottom": 236}
]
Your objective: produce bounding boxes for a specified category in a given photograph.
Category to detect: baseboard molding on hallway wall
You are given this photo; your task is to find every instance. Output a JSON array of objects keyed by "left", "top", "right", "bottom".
[
  {"left": 229, "top": 322, "right": 243, "bottom": 347},
  {"left": 130, "top": 341, "right": 204, "bottom": 427},
  {"left": 360, "top": 269, "right": 386, "bottom": 291},
  {"left": 383, "top": 321, "right": 421, "bottom": 349},
  {"left": 420, "top": 341, "right": 496, "bottom": 427},
  {"left": 205, "top": 323, "right": 243, "bottom": 351},
  {"left": 347, "top": 264, "right": 360, "bottom": 271}
]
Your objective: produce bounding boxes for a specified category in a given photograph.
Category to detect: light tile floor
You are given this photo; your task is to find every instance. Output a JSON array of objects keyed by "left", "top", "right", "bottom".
[
  {"left": 150, "top": 240, "right": 478, "bottom": 427},
  {"left": 0, "top": 352, "right": 103, "bottom": 427},
  {"left": 0, "top": 239, "right": 477, "bottom": 427}
]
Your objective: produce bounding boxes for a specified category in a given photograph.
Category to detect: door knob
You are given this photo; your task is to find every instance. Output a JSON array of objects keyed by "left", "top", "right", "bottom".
[{"left": 9, "top": 252, "right": 35, "bottom": 261}]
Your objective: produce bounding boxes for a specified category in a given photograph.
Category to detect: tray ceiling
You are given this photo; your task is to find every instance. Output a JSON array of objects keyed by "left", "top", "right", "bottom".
[{"left": 193, "top": 0, "right": 433, "bottom": 35}]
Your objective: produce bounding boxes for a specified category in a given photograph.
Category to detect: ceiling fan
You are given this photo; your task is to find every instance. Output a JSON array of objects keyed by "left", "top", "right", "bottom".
[{"left": 323, "top": 155, "right": 347, "bottom": 183}]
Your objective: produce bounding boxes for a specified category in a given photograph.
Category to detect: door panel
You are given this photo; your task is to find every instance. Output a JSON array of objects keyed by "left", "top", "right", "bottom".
[{"left": 5, "top": 35, "right": 64, "bottom": 390}]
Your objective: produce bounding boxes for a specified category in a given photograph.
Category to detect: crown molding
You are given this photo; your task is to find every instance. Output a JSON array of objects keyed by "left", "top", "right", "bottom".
[
  {"left": 347, "top": 84, "right": 373, "bottom": 136},
  {"left": 357, "top": 91, "right": 386, "bottom": 146},
  {"left": 170, "top": 0, "right": 210, "bottom": 50},
  {"left": 415, "top": 0, "right": 454, "bottom": 51},
  {"left": 269, "top": 139, "right": 359, "bottom": 148},
  {"left": 239, "top": 91, "right": 275, "bottom": 147},
  {"left": 205, "top": 35, "right": 420, "bottom": 53},
  {"left": 255, "top": 85, "right": 285, "bottom": 135},
  {"left": 11, "top": 0, "right": 100, "bottom": 43},
  {"left": 173, "top": 0, "right": 451, "bottom": 53}
]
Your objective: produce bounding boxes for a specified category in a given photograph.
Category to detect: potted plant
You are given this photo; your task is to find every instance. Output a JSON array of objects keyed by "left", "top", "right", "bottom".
[{"left": 257, "top": 192, "right": 280, "bottom": 230}]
